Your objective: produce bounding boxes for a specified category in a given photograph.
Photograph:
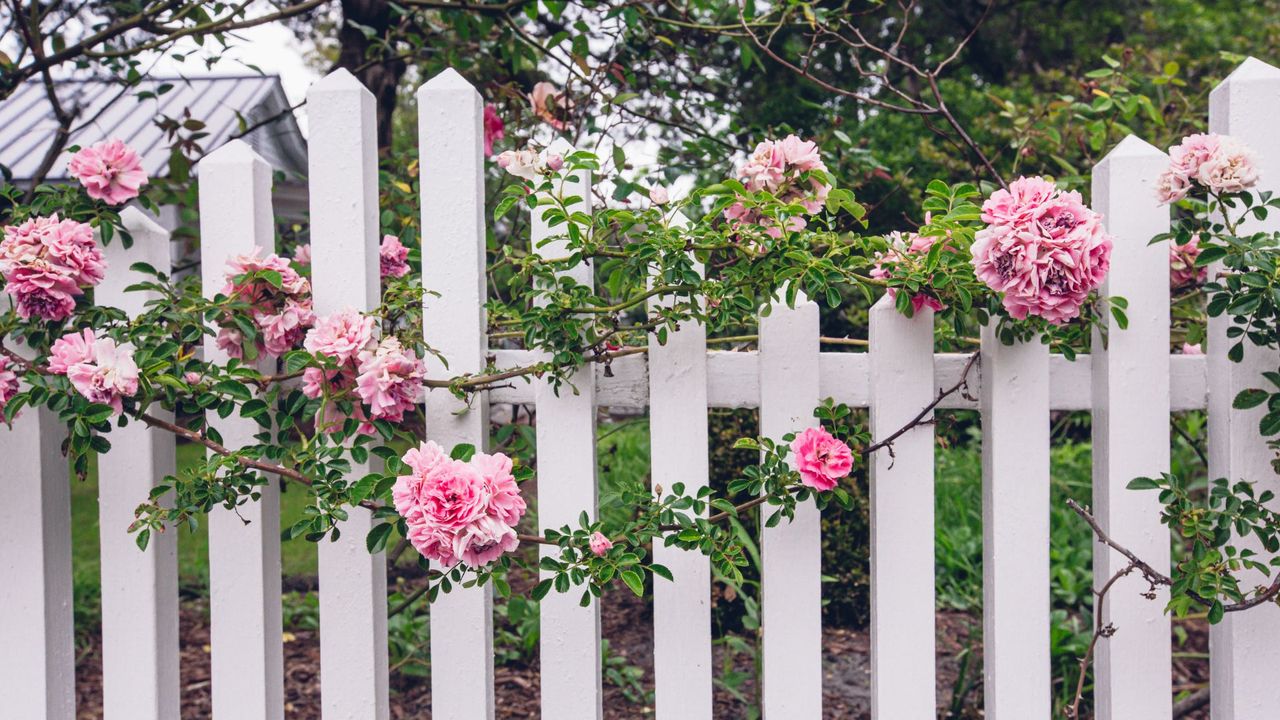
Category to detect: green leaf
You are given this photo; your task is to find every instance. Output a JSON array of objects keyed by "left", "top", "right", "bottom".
[
  {"left": 1126, "top": 477, "right": 1161, "bottom": 491},
  {"left": 1207, "top": 599, "right": 1225, "bottom": 624},
  {"left": 214, "top": 380, "right": 252, "bottom": 401},
  {"left": 620, "top": 569, "right": 645, "bottom": 597},
  {"left": 1234, "top": 388, "right": 1270, "bottom": 410},
  {"left": 365, "top": 522, "right": 394, "bottom": 554},
  {"left": 450, "top": 443, "right": 477, "bottom": 461}
]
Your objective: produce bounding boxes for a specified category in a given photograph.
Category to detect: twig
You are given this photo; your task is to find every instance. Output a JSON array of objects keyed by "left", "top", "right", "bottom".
[
  {"left": 1064, "top": 561, "right": 1135, "bottom": 718},
  {"left": 862, "top": 350, "right": 979, "bottom": 458}
]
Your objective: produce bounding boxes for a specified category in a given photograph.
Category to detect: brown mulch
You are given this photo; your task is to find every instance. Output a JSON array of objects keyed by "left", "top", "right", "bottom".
[{"left": 72, "top": 591, "right": 1208, "bottom": 719}]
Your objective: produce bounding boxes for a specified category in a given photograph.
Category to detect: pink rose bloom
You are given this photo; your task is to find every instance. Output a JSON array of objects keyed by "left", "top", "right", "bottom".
[
  {"left": 1155, "top": 169, "right": 1191, "bottom": 205},
  {"left": 67, "top": 139, "right": 148, "bottom": 204},
  {"left": 184, "top": 371, "right": 202, "bottom": 385},
  {"left": 971, "top": 176, "right": 1113, "bottom": 324},
  {"left": 790, "top": 426, "right": 853, "bottom": 492},
  {"left": 980, "top": 176, "right": 1058, "bottom": 226},
  {"left": 483, "top": 104, "right": 505, "bottom": 156},
  {"left": 1197, "top": 137, "right": 1259, "bottom": 194},
  {"left": 1170, "top": 236, "right": 1206, "bottom": 288},
  {"left": 304, "top": 308, "right": 376, "bottom": 365},
  {"left": 216, "top": 327, "right": 245, "bottom": 359},
  {"left": 0, "top": 355, "right": 20, "bottom": 417},
  {"left": 5, "top": 264, "right": 80, "bottom": 320},
  {"left": 3, "top": 215, "right": 106, "bottom": 287},
  {"left": 292, "top": 243, "right": 312, "bottom": 267},
  {"left": 588, "top": 531, "right": 613, "bottom": 557},
  {"left": 472, "top": 451, "right": 526, "bottom": 526},
  {"left": 355, "top": 337, "right": 425, "bottom": 422},
  {"left": 1181, "top": 343, "right": 1203, "bottom": 355},
  {"left": 778, "top": 135, "right": 824, "bottom": 172},
  {"left": 379, "top": 235, "right": 410, "bottom": 279},
  {"left": 725, "top": 135, "right": 831, "bottom": 238},
  {"left": 649, "top": 186, "right": 670, "bottom": 205},
  {"left": 256, "top": 298, "right": 315, "bottom": 356},
  {"left": 495, "top": 148, "right": 543, "bottom": 182},
  {"left": 453, "top": 516, "right": 519, "bottom": 567},
  {"left": 65, "top": 336, "right": 139, "bottom": 414},
  {"left": 544, "top": 153, "right": 564, "bottom": 172},
  {"left": 49, "top": 328, "right": 97, "bottom": 374},
  {"left": 529, "top": 81, "right": 571, "bottom": 130},
  {"left": 870, "top": 231, "right": 946, "bottom": 313}
]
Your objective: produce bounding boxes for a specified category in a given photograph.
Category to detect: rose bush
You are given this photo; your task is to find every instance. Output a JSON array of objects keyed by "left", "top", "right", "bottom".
[{"left": 6, "top": 131, "right": 1267, "bottom": 629}]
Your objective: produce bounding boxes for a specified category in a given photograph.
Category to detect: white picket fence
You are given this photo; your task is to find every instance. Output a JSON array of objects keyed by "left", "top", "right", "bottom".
[{"left": 3, "top": 57, "right": 1280, "bottom": 720}]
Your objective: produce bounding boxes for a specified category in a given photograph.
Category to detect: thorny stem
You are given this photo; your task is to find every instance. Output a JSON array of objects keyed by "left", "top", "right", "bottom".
[{"left": 1064, "top": 561, "right": 1137, "bottom": 719}]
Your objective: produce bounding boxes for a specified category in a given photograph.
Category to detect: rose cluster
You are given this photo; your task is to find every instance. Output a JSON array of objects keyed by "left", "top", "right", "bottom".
[
  {"left": 1157, "top": 133, "right": 1259, "bottom": 204},
  {"left": 970, "top": 176, "right": 1113, "bottom": 324},
  {"left": 724, "top": 135, "right": 832, "bottom": 239},
  {"left": 870, "top": 231, "right": 948, "bottom": 313},
  {"left": 0, "top": 214, "right": 106, "bottom": 321},
  {"left": 302, "top": 308, "right": 426, "bottom": 427},
  {"left": 217, "top": 248, "right": 315, "bottom": 358},
  {"left": 49, "top": 328, "right": 139, "bottom": 414},
  {"left": 393, "top": 441, "right": 526, "bottom": 567},
  {"left": 67, "top": 139, "right": 148, "bottom": 205}
]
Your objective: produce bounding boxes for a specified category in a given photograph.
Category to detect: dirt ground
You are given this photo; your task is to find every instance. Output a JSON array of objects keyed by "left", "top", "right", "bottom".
[{"left": 72, "top": 590, "right": 1209, "bottom": 719}]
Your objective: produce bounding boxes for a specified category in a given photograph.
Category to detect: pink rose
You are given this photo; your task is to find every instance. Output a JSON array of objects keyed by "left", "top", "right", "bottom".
[
  {"left": 305, "top": 308, "right": 376, "bottom": 366},
  {"left": 472, "top": 451, "right": 526, "bottom": 526},
  {"left": 453, "top": 516, "right": 519, "bottom": 567},
  {"left": 588, "top": 531, "right": 613, "bottom": 557},
  {"left": 1197, "top": 137, "right": 1259, "bottom": 194},
  {"left": 215, "top": 327, "right": 245, "bottom": 359},
  {"left": 256, "top": 298, "right": 315, "bottom": 356},
  {"left": 0, "top": 355, "right": 20, "bottom": 418},
  {"left": 529, "top": 82, "right": 571, "bottom": 131},
  {"left": 49, "top": 328, "right": 97, "bottom": 374},
  {"left": 5, "top": 265, "right": 80, "bottom": 320},
  {"left": 971, "top": 176, "right": 1113, "bottom": 324},
  {"left": 1170, "top": 236, "right": 1206, "bottom": 288},
  {"left": 1181, "top": 343, "right": 1203, "bottom": 355},
  {"left": 292, "top": 243, "right": 312, "bottom": 267},
  {"left": 544, "top": 153, "right": 564, "bottom": 173},
  {"left": 483, "top": 104, "right": 505, "bottom": 156},
  {"left": 1159, "top": 133, "right": 1260, "bottom": 203},
  {"left": 649, "top": 186, "right": 670, "bottom": 205},
  {"left": 355, "top": 337, "right": 424, "bottom": 422},
  {"left": 64, "top": 336, "right": 139, "bottom": 414},
  {"left": 725, "top": 135, "right": 831, "bottom": 238},
  {"left": 67, "top": 139, "right": 148, "bottom": 204},
  {"left": 790, "top": 426, "right": 853, "bottom": 492},
  {"left": 980, "top": 176, "right": 1058, "bottom": 226},
  {"left": 379, "top": 235, "right": 410, "bottom": 279},
  {"left": 184, "top": 371, "right": 203, "bottom": 385}
]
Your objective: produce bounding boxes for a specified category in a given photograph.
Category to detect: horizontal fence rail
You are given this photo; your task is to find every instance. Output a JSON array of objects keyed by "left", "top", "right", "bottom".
[{"left": 6, "top": 56, "right": 1280, "bottom": 720}]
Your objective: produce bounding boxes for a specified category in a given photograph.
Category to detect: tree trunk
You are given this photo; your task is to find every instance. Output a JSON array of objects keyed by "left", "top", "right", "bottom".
[{"left": 336, "top": 0, "right": 406, "bottom": 151}]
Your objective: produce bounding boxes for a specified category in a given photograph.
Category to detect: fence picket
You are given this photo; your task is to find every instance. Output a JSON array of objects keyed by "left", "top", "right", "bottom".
[
  {"left": 308, "top": 68, "right": 391, "bottom": 720},
  {"left": 980, "top": 327, "right": 1050, "bottom": 719},
  {"left": 198, "top": 139, "right": 285, "bottom": 720},
  {"left": 758, "top": 292, "right": 822, "bottom": 718},
  {"left": 1207, "top": 56, "right": 1280, "bottom": 719},
  {"left": 647, "top": 220, "right": 712, "bottom": 719},
  {"left": 868, "top": 296, "right": 936, "bottom": 719},
  {"left": 0, "top": 399, "right": 72, "bottom": 719},
  {"left": 96, "top": 208, "right": 180, "bottom": 719},
  {"left": 534, "top": 138, "right": 603, "bottom": 719},
  {"left": 418, "top": 68, "right": 497, "bottom": 720},
  {"left": 1090, "top": 135, "right": 1173, "bottom": 720}
]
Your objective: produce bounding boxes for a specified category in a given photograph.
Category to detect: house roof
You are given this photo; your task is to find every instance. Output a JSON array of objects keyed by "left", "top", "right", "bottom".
[{"left": 0, "top": 74, "right": 308, "bottom": 182}]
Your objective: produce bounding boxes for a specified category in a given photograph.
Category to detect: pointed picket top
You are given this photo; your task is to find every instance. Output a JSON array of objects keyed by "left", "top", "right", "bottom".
[
  {"left": 1211, "top": 56, "right": 1280, "bottom": 115},
  {"left": 546, "top": 136, "right": 576, "bottom": 157},
  {"left": 1100, "top": 134, "right": 1165, "bottom": 161},
  {"left": 119, "top": 205, "right": 167, "bottom": 239},
  {"left": 309, "top": 66, "right": 370, "bottom": 97},
  {"left": 418, "top": 67, "right": 478, "bottom": 98},
  {"left": 200, "top": 138, "right": 267, "bottom": 168}
]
